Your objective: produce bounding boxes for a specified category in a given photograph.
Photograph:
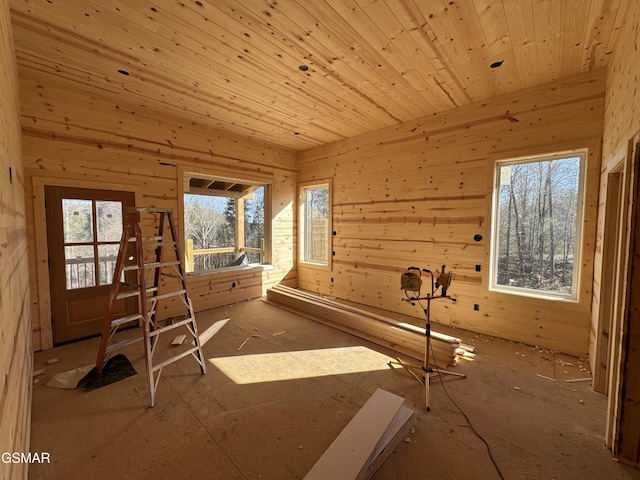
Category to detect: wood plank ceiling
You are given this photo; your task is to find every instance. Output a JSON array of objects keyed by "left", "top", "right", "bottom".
[{"left": 9, "top": 0, "right": 627, "bottom": 151}]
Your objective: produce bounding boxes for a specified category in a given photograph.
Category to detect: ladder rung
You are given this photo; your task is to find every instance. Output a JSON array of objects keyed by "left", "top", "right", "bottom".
[
  {"left": 111, "top": 313, "right": 143, "bottom": 327},
  {"left": 151, "top": 346, "right": 201, "bottom": 373},
  {"left": 144, "top": 260, "right": 181, "bottom": 269},
  {"left": 105, "top": 335, "right": 143, "bottom": 354},
  {"left": 116, "top": 287, "right": 158, "bottom": 300},
  {"left": 149, "top": 316, "right": 195, "bottom": 337},
  {"left": 147, "top": 289, "right": 187, "bottom": 302},
  {"left": 145, "top": 241, "right": 177, "bottom": 248},
  {"left": 127, "top": 207, "right": 172, "bottom": 214},
  {"left": 122, "top": 261, "right": 181, "bottom": 271}
]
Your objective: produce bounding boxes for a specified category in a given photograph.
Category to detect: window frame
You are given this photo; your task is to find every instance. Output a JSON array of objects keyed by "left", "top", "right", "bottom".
[
  {"left": 298, "top": 180, "right": 332, "bottom": 269},
  {"left": 488, "top": 150, "right": 587, "bottom": 301},
  {"left": 181, "top": 171, "right": 272, "bottom": 274}
]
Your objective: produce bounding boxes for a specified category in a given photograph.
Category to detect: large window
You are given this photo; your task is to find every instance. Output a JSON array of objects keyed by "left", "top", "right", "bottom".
[
  {"left": 300, "top": 182, "right": 331, "bottom": 266},
  {"left": 490, "top": 151, "right": 585, "bottom": 299},
  {"left": 183, "top": 175, "right": 269, "bottom": 272}
]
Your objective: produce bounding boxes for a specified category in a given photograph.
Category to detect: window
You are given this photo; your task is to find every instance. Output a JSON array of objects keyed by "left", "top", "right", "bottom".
[
  {"left": 300, "top": 182, "right": 331, "bottom": 266},
  {"left": 490, "top": 151, "right": 586, "bottom": 299},
  {"left": 62, "top": 198, "right": 124, "bottom": 288},
  {"left": 183, "top": 175, "right": 269, "bottom": 272}
]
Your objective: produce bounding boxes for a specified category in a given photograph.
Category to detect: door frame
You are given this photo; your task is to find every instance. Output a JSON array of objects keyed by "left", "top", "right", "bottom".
[
  {"left": 32, "top": 177, "right": 141, "bottom": 350},
  {"left": 603, "top": 135, "right": 640, "bottom": 455},
  {"left": 592, "top": 166, "right": 624, "bottom": 394}
]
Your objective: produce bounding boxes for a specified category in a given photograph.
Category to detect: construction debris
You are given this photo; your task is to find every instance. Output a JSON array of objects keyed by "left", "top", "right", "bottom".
[
  {"left": 196, "top": 318, "right": 230, "bottom": 346},
  {"left": 304, "top": 389, "right": 415, "bottom": 480},
  {"left": 237, "top": 334, "right": 261, "bottom": 351}
]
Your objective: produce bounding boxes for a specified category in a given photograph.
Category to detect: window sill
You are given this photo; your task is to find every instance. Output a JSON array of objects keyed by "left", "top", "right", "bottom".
[
  {"left": 187, "top": 264, "right": 274, "bottom": 277},
  {"left": 299, "top": 261, "right": 331, "bottom": 270},
  {"left": 489, "top": 285, "right": 577, "bottom": 303}
]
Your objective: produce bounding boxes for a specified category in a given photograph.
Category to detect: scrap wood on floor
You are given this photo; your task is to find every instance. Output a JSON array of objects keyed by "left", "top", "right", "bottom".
[{"left": 304, "top": 388, "right": 415, "bottom": 480}]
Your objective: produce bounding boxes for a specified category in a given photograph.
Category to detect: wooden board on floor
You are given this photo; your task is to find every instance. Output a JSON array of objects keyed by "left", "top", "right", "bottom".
[
  {"left": 266, "top": 285, "right": 462, "bottom": 366},
  {"left": 304, "top": 389, "right": 415, "bottom": 480}
]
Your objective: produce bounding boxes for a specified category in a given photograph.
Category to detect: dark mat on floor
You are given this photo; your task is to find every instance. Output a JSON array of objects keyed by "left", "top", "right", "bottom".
[{"left": 79, "top": 354, "right": 137, "bottom": 391}]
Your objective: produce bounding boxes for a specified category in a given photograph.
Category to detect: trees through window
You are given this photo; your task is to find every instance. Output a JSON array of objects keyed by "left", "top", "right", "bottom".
[
  {"left": 490, "top": 152, "right": 585, "bottom": 299},
  {"left": 300, "top": 183, "right": 330, "bottom": 265},
  {"left": 183, "top": 180, "right": 267, "bottom": 272}
]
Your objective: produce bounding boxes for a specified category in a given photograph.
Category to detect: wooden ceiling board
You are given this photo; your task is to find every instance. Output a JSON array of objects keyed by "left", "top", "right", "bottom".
[
  {"left": 281, "top": 0, "right": 436, "bottom": 120},
  {"left": 531, "top": 0, "right": 563, "bottom": 84},
  {"left": 9, "top": 0, "right": 627, "bottom": 151},
  {"left": 386, "top": 1, "right": 468, "bottom": 109},
  {"left": 323, "top": 0, "right": 442, "bottom": 114},
  {"left": 559, "top": 0, "right": 589, "bottom": 77}
]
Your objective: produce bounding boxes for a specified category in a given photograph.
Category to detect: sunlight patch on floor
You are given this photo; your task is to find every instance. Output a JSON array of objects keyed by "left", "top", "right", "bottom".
[{"left": 208, "top": 346, "right": 393, "bottom": 384}]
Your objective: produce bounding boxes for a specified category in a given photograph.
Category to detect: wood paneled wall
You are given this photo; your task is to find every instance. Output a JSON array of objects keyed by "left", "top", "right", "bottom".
[
  {"left": 18, "top": 68, "right": 298, "bottom": 351},
  {"left": 599, "top": 0, "right": 640, "bottom": 464},
  {"left": 298, "top": 70, "right": 605, "bottom": 358},
  {"left": 0, "top": 0, "right": 32, "bottom": 478}
]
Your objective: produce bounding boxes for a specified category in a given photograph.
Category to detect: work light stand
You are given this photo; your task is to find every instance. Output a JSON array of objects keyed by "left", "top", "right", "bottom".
[{"left": 392, "top": 265, "right": 466, "bottom": 411}]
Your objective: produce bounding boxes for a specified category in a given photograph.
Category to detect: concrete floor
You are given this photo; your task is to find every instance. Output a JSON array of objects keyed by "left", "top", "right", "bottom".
[{"left": 29, "top": 298, "right": 640, "bottom": 480}]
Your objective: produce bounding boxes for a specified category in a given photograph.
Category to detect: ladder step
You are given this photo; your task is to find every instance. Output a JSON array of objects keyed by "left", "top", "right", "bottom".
[
  {"left": 122, "top": 260, "right": 181, "bottom": 271},
  {"left": 111, "top": 313, "right": 143, "bottom": 327},
  {"left": 147, "top": 289, "right": 187, "bottom": 303},
  {"left": 127, "top": 236, "right": 172, "bottom": 244},
  {"left": 145, "top": 241, "right": 178, "bottom": 248},
  {"left": 105, "top": 335, "right": 144, "bottom": 354},
  {"left": 149, "top": 316, "right": 196, "bottom": 337},
  {"left": 127, "top": 207, "right": 172, "bottom": 214},
  {"left": 142, "top": 236, "right": 163, "bottom": 242},
  {"left": 116, "top": 287, "right": 158, "bottom": 300},
  {"left": 151, "top": 346, "right": 202, "bottom": 373}
]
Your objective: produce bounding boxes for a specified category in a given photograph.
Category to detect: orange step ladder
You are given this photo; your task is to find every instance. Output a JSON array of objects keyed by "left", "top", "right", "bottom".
[{"left": 94, "top": 207, "right": 206, "bottom": 406}]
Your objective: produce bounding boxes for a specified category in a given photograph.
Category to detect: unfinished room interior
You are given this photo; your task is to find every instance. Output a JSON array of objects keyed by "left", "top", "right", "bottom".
[{"left": 4, "top": 0, "right": 640, "bottom": 478}]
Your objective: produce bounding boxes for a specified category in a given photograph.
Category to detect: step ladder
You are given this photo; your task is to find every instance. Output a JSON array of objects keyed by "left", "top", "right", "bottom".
[{"left": 94, "top": 207, "right": 206, "bottom": 407}]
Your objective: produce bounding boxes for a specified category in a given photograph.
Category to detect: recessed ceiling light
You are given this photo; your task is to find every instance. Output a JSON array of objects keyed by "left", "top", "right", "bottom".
[
  {"left": 490, "top": 61, "right": 504, "bottom": 69},
  {"left": 298, "top": 65, "right": 309, "bottom": 72},
  {"left": 117, "top": 69, "right": 130, "bottom": 76}
]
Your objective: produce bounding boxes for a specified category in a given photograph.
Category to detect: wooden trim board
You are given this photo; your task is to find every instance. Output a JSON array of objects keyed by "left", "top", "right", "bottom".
[
  {"left": 266, "top": 285, "right": 463, "bottom": 366},
  {"left": 304, "top": 389, "right": 415, "bottom": 480}
]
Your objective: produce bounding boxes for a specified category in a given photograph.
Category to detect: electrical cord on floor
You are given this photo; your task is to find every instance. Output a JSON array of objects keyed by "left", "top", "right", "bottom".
[{"left": 428, "top": 331, "right": 506, "bottom": 480}]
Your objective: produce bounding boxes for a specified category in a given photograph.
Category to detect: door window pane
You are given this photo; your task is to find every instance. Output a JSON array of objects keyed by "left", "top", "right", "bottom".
[
  {"left": 97, "top": 201, "right": 123, "bottom": 242},
  {"left": 65, "top": 245, "right": 96, "bottom": 289},
  {"left": 62, "top": 199, "right": 94, "bottom": 243},
  {"left": 97, "top": 244, "right": 120, "bottom": 285}
]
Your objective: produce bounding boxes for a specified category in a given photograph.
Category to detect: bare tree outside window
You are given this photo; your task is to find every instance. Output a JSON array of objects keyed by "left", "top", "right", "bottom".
[
  {"left": 184, "top": 186, "right": 265, "bottom": 271},
  {"left": 302, "top": 185, "right": 329, "bottom": 264},
  {"left": 492, "top": 153, "right": 584, "bottom": 298}
]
